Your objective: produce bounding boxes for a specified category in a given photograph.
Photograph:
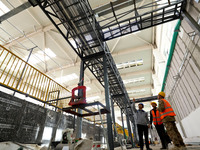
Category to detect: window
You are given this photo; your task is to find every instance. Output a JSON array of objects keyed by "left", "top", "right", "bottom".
[
  {"left": 0, "top": 2, "right": 9, "bottom": 16},
  {"left": 128, "top": 89, "right": 146, "bottom": 94},
  {"left": 123, "top": 77, "right": 145, "bottom": 84},
  {"left": 27, "top": 48, "right": 56, "bottom": 65},
  {"left": 116, "top": 59, "right": 143, "bottom": 70}
]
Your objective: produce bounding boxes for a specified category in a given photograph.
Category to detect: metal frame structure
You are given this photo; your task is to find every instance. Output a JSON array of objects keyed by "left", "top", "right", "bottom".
[
  {"left": 62, "top": 101, "right": 110, "bottom": 117},
  {"left": 24, "top": 0, "right": 185, "bottom": 149}
]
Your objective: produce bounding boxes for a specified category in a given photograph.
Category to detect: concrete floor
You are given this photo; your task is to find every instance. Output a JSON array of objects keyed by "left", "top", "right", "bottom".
[{"left": 114, "top": 145, "right": 200, "bottom": 150}]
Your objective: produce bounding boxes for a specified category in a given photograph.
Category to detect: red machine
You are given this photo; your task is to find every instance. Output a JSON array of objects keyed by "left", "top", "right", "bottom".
[{"left": 68, "top": 86, "right": 87, "bottom": 106}]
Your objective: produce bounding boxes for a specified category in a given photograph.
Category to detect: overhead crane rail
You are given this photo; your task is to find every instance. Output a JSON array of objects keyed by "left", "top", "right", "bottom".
[{"left": 0, "top": 45, "right": 71, "bottom": 109}]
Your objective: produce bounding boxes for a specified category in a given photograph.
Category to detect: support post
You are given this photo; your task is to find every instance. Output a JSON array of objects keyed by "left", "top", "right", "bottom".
[
  {"left": 125, "top": 108, "right": 134, "bottom": 148},
  {"left": 76, "top": 60, "right": 84, "bottom": 138},
  {"left": 110, "top": 97, "right": 117, "bottom": 138},
  {"left": 13, "top": 46, "right": 36, "bottom": 96},
  {"left": 103, "top": 55, "right": 114, "bottom": 150},
  {"left": 121, "top": 109, "right": 126, "bottom": 140}
]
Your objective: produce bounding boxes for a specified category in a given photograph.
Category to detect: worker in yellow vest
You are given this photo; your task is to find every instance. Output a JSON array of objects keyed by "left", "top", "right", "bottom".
[
  {"left": 158, "top": 92, "right": 186, "bottom": 150},
  {"left": 150, "top": 102, "right": 169, "bottom": 149}
]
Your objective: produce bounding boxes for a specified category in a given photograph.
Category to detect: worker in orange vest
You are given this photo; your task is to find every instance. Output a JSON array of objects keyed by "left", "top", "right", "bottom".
[
  {"left": 150, "top": 101, "right": 169, "bottom": 149},
  {"left": 158, "top": 92, "right": 186, "bottom": 150}
]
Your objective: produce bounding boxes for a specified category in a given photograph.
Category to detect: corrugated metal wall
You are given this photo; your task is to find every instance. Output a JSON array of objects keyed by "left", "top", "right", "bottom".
[{"left": 164, "top": 0, "right": 200, "bottom": 139}]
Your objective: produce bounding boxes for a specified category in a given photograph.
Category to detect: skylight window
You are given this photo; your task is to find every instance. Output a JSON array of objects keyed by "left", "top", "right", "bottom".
[
  {"left": 55, "top": 73, "right": 78, "bottom": 83},
  {"left": 124, "top": 77, "right": 145, "bottom": 84},
  {"left": 69, "top": 39, "right": 78, "bottom": 48},
  {"left": 128, "top": 89, "right": 146, "bottom": 94},
  {"left": 0, "top": 2, "right": 10, "bottom": 16},
  {"left": 27, "top": 48, "right": 56, "bottom": 64},
  {"left": 116, "top": 59, "right": 143, "bottom": 70}
]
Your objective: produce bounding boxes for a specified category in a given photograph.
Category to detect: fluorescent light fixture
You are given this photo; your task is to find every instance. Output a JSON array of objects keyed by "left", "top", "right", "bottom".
[
  {"left": 128, "top": 89, "right": 146, "bottom": 94},
  {"left": 116, "top": 59, "right": 143, "bottom": 70},
  {"left": 124, "top": 77, "right": 145, "bottom": 84},
  {"left": 0, "top": 2, "right": 10, "bottom": 16},
  {"left": 55, "top": 73, "right": 78, "bottom": 83},
  {"left": 87, "top": 96, "right": 100, "bottom": 102},
  {"left": 69, "top": 39, "right": 78, "bottom": 48}
]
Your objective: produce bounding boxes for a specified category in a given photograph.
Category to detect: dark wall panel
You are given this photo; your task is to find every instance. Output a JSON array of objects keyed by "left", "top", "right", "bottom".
[{"left": 0, "top": 91, "right": 102, "bottom": 143}]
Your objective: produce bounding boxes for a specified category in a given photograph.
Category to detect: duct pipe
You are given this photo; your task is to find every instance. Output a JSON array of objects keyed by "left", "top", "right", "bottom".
[{"left": 161, "top": 19, "right": 181, "bottom": 91}]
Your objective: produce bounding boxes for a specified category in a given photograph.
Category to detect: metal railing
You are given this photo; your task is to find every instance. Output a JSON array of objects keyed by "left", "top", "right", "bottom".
[{"left": 0, "top": 45, "right": 71, "bottom": 109}]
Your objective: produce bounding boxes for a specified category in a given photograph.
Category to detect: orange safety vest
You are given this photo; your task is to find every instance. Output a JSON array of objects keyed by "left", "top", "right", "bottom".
[
  {"left": 151, "top": 109, "right": 163, "bottom": 125},
  {"left": 160, "top": 99, "right": 176, "bottom": 120}
]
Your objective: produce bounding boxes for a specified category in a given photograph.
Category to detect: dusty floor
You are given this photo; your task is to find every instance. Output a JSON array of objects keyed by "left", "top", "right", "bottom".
[{"left": 114, "top": 144, "right": 200, "bottom": 150}]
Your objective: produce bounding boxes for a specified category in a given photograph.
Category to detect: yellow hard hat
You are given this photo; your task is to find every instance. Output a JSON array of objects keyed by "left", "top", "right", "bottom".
[
  {"left": 151, "top": 102, "right": 157, "bottom": 106},
  {"left": 158, "top": 91, "right": 165, "bottom": 98}
]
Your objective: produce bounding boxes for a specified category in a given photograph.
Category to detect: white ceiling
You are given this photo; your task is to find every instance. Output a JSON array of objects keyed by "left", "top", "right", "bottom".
[{"left": 0, "top": 0, "right": 169, "bottom": 123}]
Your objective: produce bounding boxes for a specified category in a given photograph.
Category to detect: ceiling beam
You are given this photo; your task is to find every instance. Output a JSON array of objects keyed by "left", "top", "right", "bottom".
[
  {"left": 3, "top": 21, "right": 58, "bottom": 48},
  {"left": 45, "top": 44, "right": 152, "bottom": 74}
]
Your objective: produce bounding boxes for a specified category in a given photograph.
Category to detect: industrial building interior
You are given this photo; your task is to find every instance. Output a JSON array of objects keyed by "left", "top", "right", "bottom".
[{"left": 0, "top": 0, "right": 200, "bottom": 149}]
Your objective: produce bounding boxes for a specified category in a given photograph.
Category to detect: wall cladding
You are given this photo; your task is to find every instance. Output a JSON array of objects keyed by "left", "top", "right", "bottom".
[
  {"left": 0, "top": 91, "right": 102, "bottom": 143},
  {"left": 164, "top": 1, "right": 200, "bottom": 121}
]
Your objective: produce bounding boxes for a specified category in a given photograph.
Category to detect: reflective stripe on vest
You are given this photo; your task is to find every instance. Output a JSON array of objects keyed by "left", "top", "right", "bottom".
[
  {"left": 160, "top": 99, "right": 176, "bottom": 120},
  {"left": 151, "top": 109, "right": 163, "bottom": 125}
]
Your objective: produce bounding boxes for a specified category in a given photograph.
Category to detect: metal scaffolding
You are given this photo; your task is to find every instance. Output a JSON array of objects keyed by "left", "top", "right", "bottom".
[{"left": 28, "top": 0, "right": 186, "bottom": 149}]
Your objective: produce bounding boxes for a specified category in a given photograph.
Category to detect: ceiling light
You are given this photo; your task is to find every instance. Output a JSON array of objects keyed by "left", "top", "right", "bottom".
[
  {"left": 128, "top": 89, "right": 146, "bottom": 94},
  {"left": 69, "top": 39, "right": 78, "bottom": 49},
  {"left": 26, "top": 48, "right": 56, "bottom": 65},
  {"left": 116, "top": 59, "right": 143, "bottom": 70},
  {"left": 0, "top": 2, "right": 10, "bottom": 16},
  {"left": 124, "top": 77, "right": 145, "bottom": 84}
]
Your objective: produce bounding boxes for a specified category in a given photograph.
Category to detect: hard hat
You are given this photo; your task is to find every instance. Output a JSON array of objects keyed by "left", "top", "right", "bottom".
[
  {"left": 158, "top": 91, "right": 165, "bottom": 98},
  {"left": 138, "top": 103, "right": 144, "bottom": 107},
  {"left": 151, "top": 102, "right": 157, "bottom": 106}
]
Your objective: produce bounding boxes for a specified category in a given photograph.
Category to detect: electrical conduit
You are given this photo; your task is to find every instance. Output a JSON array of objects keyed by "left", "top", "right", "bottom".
[{"left": 161, "top": 19, "right": 181, "bottom": 91}]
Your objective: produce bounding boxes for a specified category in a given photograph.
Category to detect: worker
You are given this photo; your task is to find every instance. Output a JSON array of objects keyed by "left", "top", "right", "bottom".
[
  {"left": 150, "top": 101, "right": 169, "bottom": 149},
  {"left": 157, "top": 92, "right": 186, "bottom": 150},
  {"left": 132, "top": 98, "right": 152, "bottom": 150}
]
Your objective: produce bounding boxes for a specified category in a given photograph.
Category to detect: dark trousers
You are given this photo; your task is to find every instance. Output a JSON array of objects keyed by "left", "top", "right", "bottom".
[
  {"left": 137, "top": 124, "right": 150, "bottom": 149},
  {"left": 155, "top": 124, "right": 168, "bottom": 148}
]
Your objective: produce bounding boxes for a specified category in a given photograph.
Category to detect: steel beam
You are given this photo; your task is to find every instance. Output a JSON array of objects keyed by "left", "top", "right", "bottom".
[
  {"left": 103, "top": 55, "right": 114, "bottom": 150},
  {"left": 76, "top": 60, "right": 85, "bottom": 138},
  {"left": 120, "top": 109, "right": 126, "bottom": 140},
  {"left": 125, "top": 108, "right": 134, "bottom": 148},
  {"left": 0, "top": 1, "right": 32, "bottom": 23},
  {"left": 110, "top": 97, "right": 117, "bottom": 138}
]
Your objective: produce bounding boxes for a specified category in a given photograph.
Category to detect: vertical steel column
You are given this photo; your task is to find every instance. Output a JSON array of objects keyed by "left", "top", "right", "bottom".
[
  {"left": 103, "top": 55, "right": 114, "bottom": 150},
  {"left": 125, "top": 108, "right": 134, "bottom": 148},
  {"left": 120, "top": 109, "right": 126, "bottom": 140},
  {"left": 76, "top": 60, "right": 84, "bottom": 138},
  {"left": 110, "top": 97, "right": 117, "bottom": 138}
]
